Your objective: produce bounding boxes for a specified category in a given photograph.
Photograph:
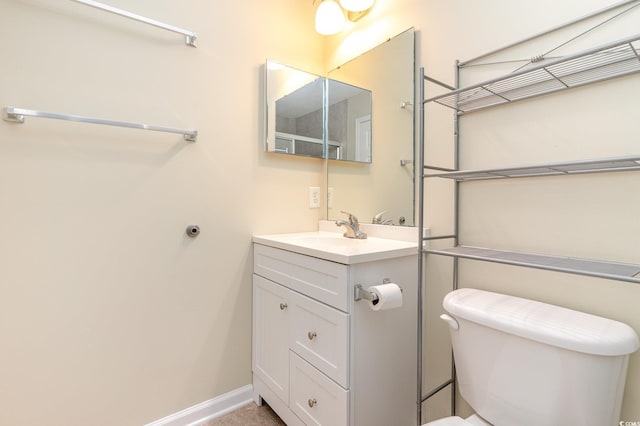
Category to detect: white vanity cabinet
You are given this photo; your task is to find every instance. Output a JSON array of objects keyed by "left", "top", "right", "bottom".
[{"left": 252, "top": 232, "right": 418, "bottom": 426}]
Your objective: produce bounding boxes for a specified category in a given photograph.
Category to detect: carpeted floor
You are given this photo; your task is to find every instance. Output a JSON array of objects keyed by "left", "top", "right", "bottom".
[{"left": 199, "top": 402, "right": 286, "bottom": 425}]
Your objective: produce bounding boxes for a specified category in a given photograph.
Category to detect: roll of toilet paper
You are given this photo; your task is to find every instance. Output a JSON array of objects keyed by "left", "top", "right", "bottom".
[{"left": 367, "top": 283, "right": 403, "bottom": 311}]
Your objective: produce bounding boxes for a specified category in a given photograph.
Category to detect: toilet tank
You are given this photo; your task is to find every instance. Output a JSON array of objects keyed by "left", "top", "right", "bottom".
[{"left": 442, "top": 288, "right": 639, "bottom": 426}]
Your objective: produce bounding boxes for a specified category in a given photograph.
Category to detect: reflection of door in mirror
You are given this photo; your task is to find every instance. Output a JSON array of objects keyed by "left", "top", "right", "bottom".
[
  {"left": 355, "top": 115, "right": 371, "bottom": 163},
  {"left": 327, "top": 28, "right": 415, "bottom": 226}
]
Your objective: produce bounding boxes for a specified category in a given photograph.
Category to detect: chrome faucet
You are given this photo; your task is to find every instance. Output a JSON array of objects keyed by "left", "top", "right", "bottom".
[
  {"left": 336, "top": 211, "right": 367, "bottom": 239},
  {"left": 372, "top": 211, "right": 393, "bottom": 225}
]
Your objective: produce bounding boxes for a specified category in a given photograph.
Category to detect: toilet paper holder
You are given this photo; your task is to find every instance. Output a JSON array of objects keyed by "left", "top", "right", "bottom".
[
  {"left": 354, "top": 279, "right": 402, "bottom": 302},
  {"left": 355, "top": 284, "right": 379, "bottom": 303}
]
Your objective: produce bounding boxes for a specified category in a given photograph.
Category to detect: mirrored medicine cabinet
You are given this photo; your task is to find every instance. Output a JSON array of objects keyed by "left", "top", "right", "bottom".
[{"left": 264, "top": 61, "right": 372, "bottom": 163}]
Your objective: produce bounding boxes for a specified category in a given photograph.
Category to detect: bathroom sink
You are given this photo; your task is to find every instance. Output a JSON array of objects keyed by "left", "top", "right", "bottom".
[
  {"left": 253, "top": 230, "right": 418, "bottom": 264},
  {"left": 287, "top": 232, "right": 358, "bottom": 248}
]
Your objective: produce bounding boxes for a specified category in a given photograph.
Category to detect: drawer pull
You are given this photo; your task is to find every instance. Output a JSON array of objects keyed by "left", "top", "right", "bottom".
[
  {"left": 279, "top": 303, "right": 288, "bottom": 310},
  {"left": 307, "top": 331, "right": 317, "bottom": 340},
  {"left": 308, "top": 398, "right": 317, "bottom": 408}
]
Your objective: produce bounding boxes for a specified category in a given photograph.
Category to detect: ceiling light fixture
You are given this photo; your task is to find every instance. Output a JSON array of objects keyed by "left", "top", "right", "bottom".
[
  {"left": 315, "top": 0, "right": 346, "bottom": 35},
  {"left": 314, "top": 0, "right": 374, "bottom": 35}
]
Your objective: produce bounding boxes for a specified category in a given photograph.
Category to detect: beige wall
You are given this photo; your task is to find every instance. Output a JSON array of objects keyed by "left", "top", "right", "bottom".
[
  {"left": 2, "top": 1, "right": 639, "bottom": 425},
  {"left": 328, "top": 0, "right": 640, "bottom": 423},
  {"left": 0, "top": 1, "right": 324, "bottom": 425}
]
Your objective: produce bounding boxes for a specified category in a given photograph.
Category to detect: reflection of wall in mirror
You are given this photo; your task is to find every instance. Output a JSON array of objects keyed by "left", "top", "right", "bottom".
[
  {"left": 328, "top": 101, "right": 347, "bottom": 158},
  {"left": 327, "top": 29, "right": 414, "bottom": 225},
  {"left": 276, "top": 106, "right": 323, "bottom": 140}
]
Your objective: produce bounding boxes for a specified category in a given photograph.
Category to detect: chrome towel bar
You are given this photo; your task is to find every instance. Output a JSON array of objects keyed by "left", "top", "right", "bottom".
[
  {"left": 3, "top": 106, "right": 197, "bottom": 142},
  {"left": 70, "top": 0, "right": 197, "bottom": 47}
]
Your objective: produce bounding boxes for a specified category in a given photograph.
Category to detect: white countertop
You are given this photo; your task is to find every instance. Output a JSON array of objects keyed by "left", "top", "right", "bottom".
[{"left": 253, "top": 222, "right": 421, "bottom": 264}]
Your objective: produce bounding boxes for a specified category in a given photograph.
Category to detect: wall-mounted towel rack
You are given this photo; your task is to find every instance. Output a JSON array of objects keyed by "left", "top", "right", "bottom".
[
  {"left": 70, "top": 0, "right": 197, "bottom": 47},
  {"left": 2, "top": 106, "right": 197, "bottom": 142}
]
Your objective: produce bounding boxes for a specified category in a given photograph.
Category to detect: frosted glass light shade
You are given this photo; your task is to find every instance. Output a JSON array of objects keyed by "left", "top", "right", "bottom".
[
  {"left": 315, "top": 0, "right": 345, "bottom": 35},
  {"left": 339, "top": 0, "right": 374, "bottom": 12}
]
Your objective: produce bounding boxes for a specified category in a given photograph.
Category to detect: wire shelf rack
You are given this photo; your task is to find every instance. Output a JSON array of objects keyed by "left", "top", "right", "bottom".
[
  {"left": 426, "top": 246, "right": 640, "bottom": 284},
  {"left": 424, "top": 155, "right": 640, "bottom": 180},
  {"left": 424, "top": 34, "right": 640, "bottom": 113}
]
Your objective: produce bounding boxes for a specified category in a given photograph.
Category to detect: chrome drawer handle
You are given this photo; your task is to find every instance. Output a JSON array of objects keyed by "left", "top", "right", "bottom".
[
  {"left": 307, "top": 331, "right": 317, "bottom": 340},
  {"left": 308, "top": 398, "right": 317, "bottom": 408},
  {"left": 279, "top": 303, "right": 288, "bottom": 310}
]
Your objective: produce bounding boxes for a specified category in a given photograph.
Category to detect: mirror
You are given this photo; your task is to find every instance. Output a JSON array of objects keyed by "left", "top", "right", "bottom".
[
  {"left": 264, "top": 61, "right": 372, "bottom": 162},
  {"left": 265, "top": 61, "right": 325, "bottom": 158},
  {"left": 327, "top": 28, "right": 415, "bottom": 226}
]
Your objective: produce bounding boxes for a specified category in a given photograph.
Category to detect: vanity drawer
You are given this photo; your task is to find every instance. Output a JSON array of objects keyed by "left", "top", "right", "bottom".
[
  {"left": 290, "top": 352, "right": 348, "bottom": 426},
  {"left": 291, "top": 290, "right": 349, "bottom": 388},
  {"left": 254, "top": 244, "right": 349, "bottom": 312}
]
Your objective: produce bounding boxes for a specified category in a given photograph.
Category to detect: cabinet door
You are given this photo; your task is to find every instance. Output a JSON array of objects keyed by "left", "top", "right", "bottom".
[{"left": 253, "top": 275, "right": 291, "bottom": 404}]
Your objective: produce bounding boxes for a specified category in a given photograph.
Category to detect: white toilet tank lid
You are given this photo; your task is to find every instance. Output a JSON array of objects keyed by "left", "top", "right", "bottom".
[{"left": 443, "top": 288, "right": 640, "bottom": 356}]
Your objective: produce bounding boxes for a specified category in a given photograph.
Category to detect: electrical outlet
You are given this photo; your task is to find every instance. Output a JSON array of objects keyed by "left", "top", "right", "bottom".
[
  {"left": 309, "top": 186, "right": 320, "bottom": 209},
  {"left": 327, "top": 187, "right": 334, "bottom": 209}
]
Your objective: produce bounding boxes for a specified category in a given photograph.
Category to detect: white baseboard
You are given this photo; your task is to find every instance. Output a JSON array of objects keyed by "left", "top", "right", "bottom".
[{"left": 144, "top": 384, "right": 253, "bottom": 426}]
